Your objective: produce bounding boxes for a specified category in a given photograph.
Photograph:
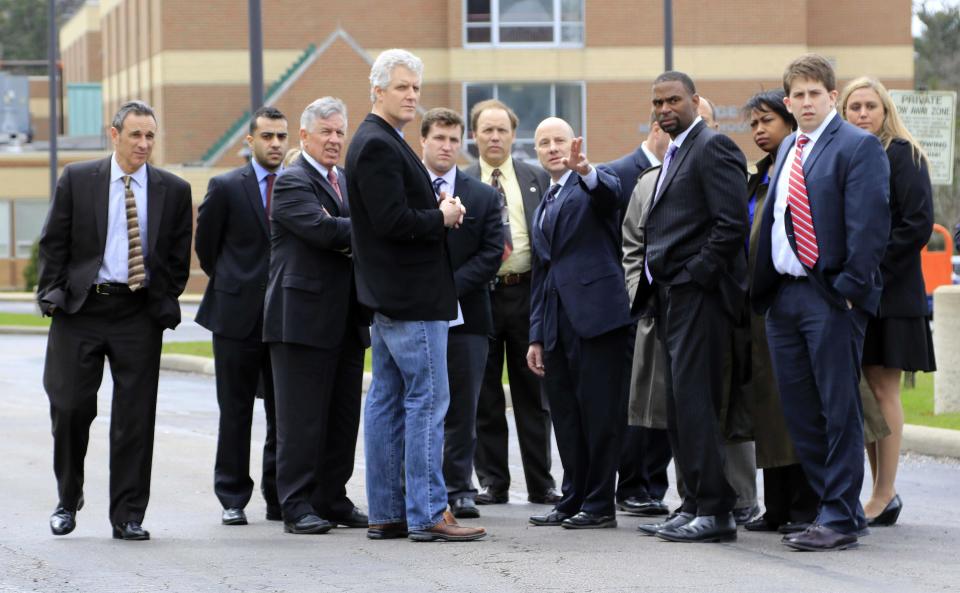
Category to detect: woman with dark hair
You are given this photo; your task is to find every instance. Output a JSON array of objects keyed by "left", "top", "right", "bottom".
[
  {"left": 740, "top": 90, "right": 819, "bottom": 534},
  {"left": 840, "top": 77, "right": 936, "bottom": 526}
]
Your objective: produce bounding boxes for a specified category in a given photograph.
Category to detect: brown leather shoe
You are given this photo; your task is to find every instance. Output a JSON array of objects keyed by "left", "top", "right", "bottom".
[
  {"left": 367, "top": 521, "right": 408, "bottom": 540},
  {"left": 408, "top": 511, "right": 486, "bottom": 542}
]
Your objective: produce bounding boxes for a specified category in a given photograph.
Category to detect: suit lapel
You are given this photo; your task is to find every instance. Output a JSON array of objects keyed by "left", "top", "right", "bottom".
[
  {"left": 93, "top": 157, "right": 111, "bottom": 256},
  {"left": 369, "top": 114, "right": 436, "bottom": 202},
  {"left": 146, "top": 164, "right": 166, "bottom": 258},
  {"left": 296, "top": 155, "right": 343, "bottom": 216},
  {"left": 803, "top": 114, "right": 841, "bottom": 177},
  {"left": 652, "top": 120, "right": 704, "bottom": 206},
  {"left": 241, "top": 163, "right": 269, "bottom": 237},
  {"left": 513, "top": 159, "right": 542, "bottom": 231},
  {"left": 547, "top": 172, "right": 579, "bottom": 246}
]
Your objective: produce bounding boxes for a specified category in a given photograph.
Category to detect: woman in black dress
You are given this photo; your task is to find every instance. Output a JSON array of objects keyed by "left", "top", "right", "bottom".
[{"left": 840, "top": 77, "right": 936, "bottom": 526}]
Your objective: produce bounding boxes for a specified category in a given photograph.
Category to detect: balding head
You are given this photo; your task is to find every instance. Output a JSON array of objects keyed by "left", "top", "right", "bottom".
[
  {"left": 534, "top": 117, "right": 576, "bottom": 181},
  {"left": 698, "top": 96, "right": 720, "bottom": 130}
]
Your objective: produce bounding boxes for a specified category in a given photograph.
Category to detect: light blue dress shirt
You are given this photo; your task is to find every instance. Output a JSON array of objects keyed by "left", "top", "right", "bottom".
[{"left": 96, "top": 154, "right": 148, "bottom": 284}]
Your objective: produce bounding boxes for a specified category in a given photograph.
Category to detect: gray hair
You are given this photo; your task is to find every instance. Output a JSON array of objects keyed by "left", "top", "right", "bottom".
[
  {"left": 300, "top": 96, "right": 348, "bottom": 131},
  {"left": 369, "top": 49, "right": 423, "bottom": 102},
  {"left": 111, "top": 100, "right": 156, "bottom": 131}
]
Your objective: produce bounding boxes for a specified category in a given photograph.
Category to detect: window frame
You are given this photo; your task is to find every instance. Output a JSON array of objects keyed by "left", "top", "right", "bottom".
[{"left": 463, "top": 0, "right": 585, "bottom": 48}]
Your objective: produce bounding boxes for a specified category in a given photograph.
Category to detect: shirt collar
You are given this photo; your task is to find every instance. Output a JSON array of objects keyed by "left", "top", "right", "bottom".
[
  {"left": 251, "top": 157, "right": 281, "bottom": 183},
  {"left": 798, "top": 109, "right": 837, "bottom": 145},
  {"left": 640, "top": 142, "right": 661, "bottom": 167},
  {"left": 110, "top": 153, "right": 147, "bottom": 187},
  {"left": 670, "top": 116, "right": 702, "bottom": 150},
  {"left": 551, "top": 170, "right": 573, "bottom": 191},
  {"left": 427, "top": 166, "right": 457, "bottom": 191},
  {"left": 301, "top": 150, "right": 336, "bottom": 179},
  {"left": 479, "top": 155, "right": 515, "bottom": 179}
]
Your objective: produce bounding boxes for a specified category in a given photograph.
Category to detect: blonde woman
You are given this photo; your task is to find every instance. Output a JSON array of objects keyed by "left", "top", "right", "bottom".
[{"left": 840, "top": 77, "right": 936, "bottom": 526}]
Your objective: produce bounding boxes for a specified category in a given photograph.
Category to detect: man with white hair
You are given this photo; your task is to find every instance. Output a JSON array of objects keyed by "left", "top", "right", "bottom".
[
  {"left": 346, "top": 49, "right": 486, "bottom": 542},
  {"left": 263, "top": 96, "right": 370, "bottom": 535}
]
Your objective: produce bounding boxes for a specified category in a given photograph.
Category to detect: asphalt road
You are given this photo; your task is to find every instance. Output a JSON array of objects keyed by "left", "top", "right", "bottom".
[{"left": 1, "top": 333, "right": 959, "bottom": 593}]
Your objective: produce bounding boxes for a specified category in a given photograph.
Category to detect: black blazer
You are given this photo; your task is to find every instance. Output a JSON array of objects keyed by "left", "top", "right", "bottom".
[
  {"left": 606, "top": 145, "right": 655, "bottom": 206},
  {"left": 529, "top": 166, "right": 631, "bottom": 350},
  {"left": 37, "top": 156, "right": 193, "bottom": 329},
  {"left": 194, "top": 162, "right": 271, "bottom": 339},
  {"left": 643, "top": 120, "right": 749, "bottom": 319},
  {"left": 876, "top": 139, "right": 934, "bottom": 318},
  {"left": 446, "top": 169, "right": 504, "bottom": 336},
  {"left": 464, "top": 157, "right": 550, "bottom": 236},
  {"left": 262, "top": 155, "right": 369, "bottom": 349},
  {"left": 345, "top": 113, "right": 456, "bottom": 321}
]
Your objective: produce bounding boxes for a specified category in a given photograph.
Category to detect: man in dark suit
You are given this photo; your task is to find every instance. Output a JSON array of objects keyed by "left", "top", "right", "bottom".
[
  {"left": 465, "top": 99, "right": 559, "bottom": 506},
  {"left": 262, "top": 97, "right": 369, "bottom": 535},
  {"left": 419, "top": 107, "right": 503, "bottom": 519},
  {"left": 637, "top": 71, "right": 749, "bottom": 543},
  {"left": 195, "top": 106, "right": 288, "bottom": 526},
  {"left": 525, "top": 117, "right": 630, "bottom": 529},
  {"left": 347, "top": 49, "right": 485, "bottom": 542},
  {"left": 752, "top": 54, "right": 890, "bottom": 551},
  {"left": 38, "top": 100, "right": 193, "bottom": 540},
  {"left": 606, "top": 114, "right": 673, "bottom": 517}
]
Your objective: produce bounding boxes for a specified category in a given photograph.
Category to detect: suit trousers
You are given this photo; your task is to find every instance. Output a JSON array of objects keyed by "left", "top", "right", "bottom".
[
  {"left": 657, "top": 282, "right": 737, "bottom": 517},
  {"left": 765, "top": 278, "right": 868, "bottom": 534},
  {"left": 675, "top": 441, "right": 757, "bottom": 510},
  {"left": 443, "top": 332, "right": 489, "bottom": 501},
  {"left": 212, "top": 323, "right": 278, "bottom": 511},
  {"left": 43, "top": 290, "right": 162, "bottom": 525},
  {"left": 543, "top": 304, "right": 628, "bottom": 516},
  {"left": 476, "top": 278, "right": 555, "bottom": 496},
  {"left": 270, "top": 333, "right": 364, "bottom": 521},
  {"left": 761, "top": 463, "right": 819, "bottom": 525},
  {"left": 617, "top": 321, "right": 671, "bottom": 502}
]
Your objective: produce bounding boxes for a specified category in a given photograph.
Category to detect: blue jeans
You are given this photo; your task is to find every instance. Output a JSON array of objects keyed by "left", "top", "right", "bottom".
[{"left": 364, "top": 314, "right": 450, "bottom": 531}]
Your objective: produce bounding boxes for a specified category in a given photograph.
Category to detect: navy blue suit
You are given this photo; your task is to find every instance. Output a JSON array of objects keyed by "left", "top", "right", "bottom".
[
  {"left": 606, "top": 146, "right": 654, "bottom": 207},
  {"left": 529, "top": 166, "right": 631, "bottom": 516},
  {"left": 752, "top": 114, "right": 890, "bottom": 534}
]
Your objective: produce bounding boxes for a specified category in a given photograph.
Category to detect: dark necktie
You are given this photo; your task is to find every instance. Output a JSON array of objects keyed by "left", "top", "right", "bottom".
[
  {"left": 787, "top": 134, "right": 819, "bottom": 268},
  {"left": 123, "top": 175, "right": 145, "bottom": 290},
  {"left": 432, "top": 177, "right": 444, "bottom": 199},
  {"left": 490, "top": 168, "right": 514, "bottom": 261},
  {"left": 265, "top": 173, "right": 276, "bottom": 224},
  {"left": 540, "top": 183, "right": 562, "bottom": 239}
]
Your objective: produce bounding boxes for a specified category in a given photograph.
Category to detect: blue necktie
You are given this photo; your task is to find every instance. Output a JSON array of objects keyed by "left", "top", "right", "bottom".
[{"left": 432, "top": 177, "right": 444, "bottom": 199}]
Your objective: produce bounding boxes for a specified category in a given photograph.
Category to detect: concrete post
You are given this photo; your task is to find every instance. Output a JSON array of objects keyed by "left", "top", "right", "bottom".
[{"left": 933, "top": 285, "right": 960, "bottom": 414}]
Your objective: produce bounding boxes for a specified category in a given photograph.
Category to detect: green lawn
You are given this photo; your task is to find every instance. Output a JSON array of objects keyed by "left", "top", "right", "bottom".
[
  {"left": 901, "top": 372, "right": 960, "bottom": 430},
  {"left": 0, "top": 312, "right": 49, "bottom": 327}
]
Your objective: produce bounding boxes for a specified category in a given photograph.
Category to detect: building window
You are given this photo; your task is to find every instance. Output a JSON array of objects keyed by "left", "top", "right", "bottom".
[
  {"left": 465, "top": 82, "right": 585, "bottom": 162},
  {"left": 13, "top": 200, "right": 49, "bottom": 258},
  {"left": 465, "top": 0, "right": 584, "bottom": 46},
  {"left": 0, "top": 200, "right": 10, "bottom": 258}
]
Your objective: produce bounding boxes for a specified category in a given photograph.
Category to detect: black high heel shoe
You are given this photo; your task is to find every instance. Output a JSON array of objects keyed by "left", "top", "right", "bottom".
[{"left": 868, "top": 494, "right": 903, "bottom": 526}]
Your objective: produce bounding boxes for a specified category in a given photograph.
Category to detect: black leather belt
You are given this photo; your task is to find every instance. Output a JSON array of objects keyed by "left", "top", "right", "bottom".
[
  {"left": 90, "top": 282, "right": 138, "bottom": 295},
  {"left": 496, "top": 271, "right": 530, "bottom": 287}
]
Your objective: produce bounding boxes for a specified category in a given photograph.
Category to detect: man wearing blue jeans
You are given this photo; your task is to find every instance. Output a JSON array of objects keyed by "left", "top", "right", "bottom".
[{"left": 345, "top": 48, "right": 486, "bottom": 542}]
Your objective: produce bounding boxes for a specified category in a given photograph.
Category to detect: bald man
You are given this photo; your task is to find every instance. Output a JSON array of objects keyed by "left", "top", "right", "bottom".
[{"left": 525, "top": 118, "right": 631, "bottom": 529}]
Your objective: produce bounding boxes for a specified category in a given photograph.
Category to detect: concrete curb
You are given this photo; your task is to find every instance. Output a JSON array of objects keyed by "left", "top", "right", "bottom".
[
  {"left": 159, "top": 353, "right": 375, "bottom": 392},
  {"left": 0, "top": 325, "right": 48, "bottom": 335},
  {"left": 0, "top": 292, "right": 204, "bottom": 304}
]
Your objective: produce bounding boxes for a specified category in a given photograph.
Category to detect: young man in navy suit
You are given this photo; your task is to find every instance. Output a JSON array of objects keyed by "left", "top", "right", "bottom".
[{"left": 752, "top": 54, "right": 890, "bottom": 551}]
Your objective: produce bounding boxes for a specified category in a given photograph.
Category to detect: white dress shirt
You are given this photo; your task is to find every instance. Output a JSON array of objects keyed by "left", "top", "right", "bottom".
[
  {"left": 428, "top": 167, "right": 457, "bottom": 202},
  {"left": 771, "top": 109, "right": 837, "bottom": 277},
  {"left": 640, "top": 142, "right": 662, "bottom": 168},
  {"left": 96, "top": 153, "right": 148, "bottom": 284}
]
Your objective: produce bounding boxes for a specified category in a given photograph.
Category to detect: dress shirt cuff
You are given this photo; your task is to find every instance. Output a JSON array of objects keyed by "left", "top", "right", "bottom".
[{"left": 581, "top": 166, "right": 599, "bottom": 189}]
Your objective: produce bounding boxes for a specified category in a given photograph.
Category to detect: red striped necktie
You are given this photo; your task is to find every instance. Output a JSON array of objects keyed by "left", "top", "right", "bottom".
[{"left": 787, "top": 134, "right": 819, "bottom": 268}]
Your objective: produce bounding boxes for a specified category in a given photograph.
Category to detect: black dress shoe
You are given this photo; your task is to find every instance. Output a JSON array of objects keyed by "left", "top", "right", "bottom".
[
  {"left": 778, "top": 521, "right": 811, "bottom": 535},
  {"left": 744, "top": 515, "right": 780, "bottom": 532},
  {"left": 528, "top": 488, "right": 562, "bottom": 504},
  {"left": 266, "top": 505, "right": 282, "bottom": 521},
  {"left": 475, "top": 487, "right": 508, "bottom": 505},
  {"left": 617, "top": 496, "right": 670, "bottom": 516},
  {"left": 733, "top": 504, "right": 761, "bottom": 525},
  {"left": 283, "top": 513, "right": 333, "bottom": 534},
  {"left": 657, "top": 513, "right": 737, "bottom": 543},
  {"left": 221, "top": 508, "right": 248, "bottom": 526},
  {"left": 451, "top": 498, "right": 480, "bottom": 519},
  {"left": 783, "top": 524, "right": 857, "bottom": 551},
  {"left": 328, "top": 507, "right": 368, "bottom": 528},
  {"left": 637, "top": 511, "right": 693, "bottom": 536},
  {"left": 112, "top": 521, "right": 150, "bottom": 541},
  {"left": 868, "top": 494, "right": 903, "bottom": 526},
  {"left": 50, "top": 506, "right": 77, "bottom": 536},
  {"left": 367, "top": 522, "right": 408, "bottom": 540},
  {"left": 529, "top": 509, "right": 571, "bottom": 526},
  {"left": 561, "top": 511, "right": 617, "bottom": 529}
]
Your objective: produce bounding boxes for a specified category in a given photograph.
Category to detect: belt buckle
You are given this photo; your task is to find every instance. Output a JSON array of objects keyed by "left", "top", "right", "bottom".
[{"left": 95, "top": 284, "right": 108, "bottom": 295}]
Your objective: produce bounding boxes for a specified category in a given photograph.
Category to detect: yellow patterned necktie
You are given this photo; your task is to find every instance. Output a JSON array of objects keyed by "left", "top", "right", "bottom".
[{"left": 123, "top": 175, "right": 145, "bottom": 290}]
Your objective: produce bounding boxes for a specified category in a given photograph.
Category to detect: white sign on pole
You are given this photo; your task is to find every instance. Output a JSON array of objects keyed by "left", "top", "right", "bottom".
[{"left": 890, "top": 90, "right": 956, "bottom": 186}]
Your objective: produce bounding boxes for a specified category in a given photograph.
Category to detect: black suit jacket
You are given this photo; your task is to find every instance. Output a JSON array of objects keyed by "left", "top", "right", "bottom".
[
  {"left": 643, "top": 121, "right": 749, "bottom": 319},
  {"left": 346, "top": 113, "right": 456, "bottom": 321},
  {"left": 446, "top": 169, "right": 504, "bottom": 336},
  {"left": 464, "top": 157, "right": 550, "bottom": 238},
  {"left": 606, "top": 145, "right": 655, "bottom": 206},
  {"left": 194, "top": 162, "right": 271, "bottom": 339},
  {"left": 262, "top": 155, "right": 369, "bottom": 349},
  {"left": 876, "top": 139, "right": 934, "bottom": 317},
  {"left": 37, "top": 156, "right": 193, "bottom": 329}
]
